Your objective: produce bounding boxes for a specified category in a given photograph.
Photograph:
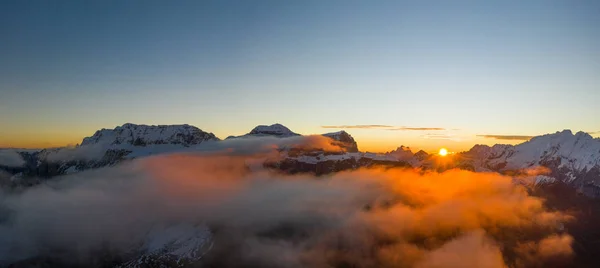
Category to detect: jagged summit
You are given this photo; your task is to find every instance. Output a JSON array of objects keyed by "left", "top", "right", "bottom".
[
  {"left": 5, "top": 127, "right": 600, "bottom": 199},
  {"left": 7, "top": 123, "right": 222, "bottom": 177},
  {"left": 81, "top": 123, "right": 219, "bottom": 147},
  {"left": 467, "top": 130, "right": 599, "bottom": 167},
  {"left": 496, "top": 129, "right": 599, "bottom": 169},
  {"left": 385, "top": 145, "right": 415, "bottom": 161},
  {"left": 322, "top": 130, "right": 359, "bottom": 152},
  {"left": 464, "top": 129, "right": 600, "bottom": 196},
  {"left": 414, "top": 150, "right": 429, "bottom": 161}
]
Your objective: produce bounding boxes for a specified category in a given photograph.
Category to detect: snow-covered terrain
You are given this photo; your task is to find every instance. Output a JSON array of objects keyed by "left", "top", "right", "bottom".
[
  {"left": 0, "top": 124, "right": 220, "bottom": 179},
  {"left": 277, "top": 145, "right": 428, "bottom": 171},
  {"left": 534, "top": 175, "right": 557, "bottom": 185},
  {"left": 467, "top": 130, "right": 599, "bottom": 171},
  {"left": 119, "top": 224, "right": 213, "bottom": 268},
  {"left": 322, "top": 130, "right": 359, "bottom": 152},
  {"left": 464, "top": 130, "right": 600, "bottom": 196},
  {"left": 228, "top": 123, "right": 300, "bottom": 139},
  {"left": 271, "top": 129, "right": 600, "bottom": 197},
  {"left": 3, "top": 124, "right": 600, "bottom": 197},
  {"left": 3, "top": 125, "right": 600, "bottom": 267},
  {"left": 81, "top": 123, "right": 219, "bottom": 147}
]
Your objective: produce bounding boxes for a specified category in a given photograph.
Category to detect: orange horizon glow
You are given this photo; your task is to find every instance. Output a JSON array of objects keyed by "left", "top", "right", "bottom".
[
  {"left": 0, "top": 137, "right": 82, "bottom": 149},
  {"left": 1, "top": 133, "right": 524, "bottom": 154},
  {"left": 1, "top": 138, "right": 497, "bottom": 155},
  {"left": 1, "top": 126, "right": 555, "bottom": 153}
]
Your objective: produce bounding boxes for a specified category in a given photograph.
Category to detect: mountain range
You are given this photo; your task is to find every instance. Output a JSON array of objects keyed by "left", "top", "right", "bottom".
[
  {"left": 2, "top": 123, "right": 600, "bottom": 198},
  {"left": 3, "top": 123, "right": 600, "bottom": 267}
]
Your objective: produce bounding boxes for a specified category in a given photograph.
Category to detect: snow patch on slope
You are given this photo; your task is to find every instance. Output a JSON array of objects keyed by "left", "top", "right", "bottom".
[
  {"left": 535, "top": 175, "right": 557, "bottom": 185},
  {"left": 82, "top": 123, "right": 219, "bottom": 147},
  {"left": 487, "top": 130, "right": 600, "bottom": 171},
  {"left": 119, "top": 224, "right": 212, "bottom": 268},
  {"left": 247, "top": 123, "right": 299, "bottom": 137}
]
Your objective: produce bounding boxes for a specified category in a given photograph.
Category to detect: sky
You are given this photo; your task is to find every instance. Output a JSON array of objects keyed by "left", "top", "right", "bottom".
[{"left": 1, "top": 0, "right": 599, "bottom": 152}]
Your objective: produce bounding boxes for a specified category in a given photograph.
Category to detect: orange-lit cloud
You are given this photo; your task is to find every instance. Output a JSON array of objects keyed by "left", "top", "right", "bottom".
[
  {"left": 0, "top": 153, "right": 573, "bottom": 267},
  {"left": 414, "top": 231, "right": 506, "bottom": 268},
  {"left": 477, "top": 135, "right": 534, "bottom": 141},
  {"left": 522, "top": 166, "right": 552, "bottom": 176},
  {"left": 285, "top": 135, "right": 348, "bottom": 152},
  {"left": 515, "top": 234, "right": 573, "bottom": 267},
  {"left": 421, "top": 133, "right": 460, "bottom": 141}
]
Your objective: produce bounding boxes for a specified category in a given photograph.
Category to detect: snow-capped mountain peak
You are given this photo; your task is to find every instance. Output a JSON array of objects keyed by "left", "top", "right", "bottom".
[
  {"left": 322, "top": 131, "right": 359, "bottom": 152},
  {"left": 247, "top": 123, "right": 300, "bottom": 137},
  {"left": 5, "top": 124, "right": 221, "bottom": 178},
  {"left": 119, "top": 224, "right": 213, "bottom": 268},
  {"left": 487, "top": 129, "right": 599, "bottom": 171},
  {"left": 465, "top": 130, "right": 600, "bottom": 196},
  {"left": 81, "top": 123, "right": 219, "bottom": 147},
  {"left": 385, "top": 145, "right": 414, "bottom": 161}
]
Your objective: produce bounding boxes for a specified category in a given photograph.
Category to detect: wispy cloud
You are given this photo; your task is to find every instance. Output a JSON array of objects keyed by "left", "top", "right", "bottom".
[
  {"left": 388, "top": 127, "right": 446, "bottom": 131},
  {"left": 421, "top": 133, "right": 460, "bottom": 141},
  {"left": 321, "top": 125, "right": 393, "bottom": 129},
  {"left": 477, "top": 135, "right": 534, "bottom": 141},
  {"left": 321, "top": 125, "right": 448, "bottom": 131}
]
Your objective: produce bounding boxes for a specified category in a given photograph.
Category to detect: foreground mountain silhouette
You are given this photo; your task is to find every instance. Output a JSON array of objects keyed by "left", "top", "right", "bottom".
[{"left": 1, "top": 123, "right": 600, "bottom": 197}]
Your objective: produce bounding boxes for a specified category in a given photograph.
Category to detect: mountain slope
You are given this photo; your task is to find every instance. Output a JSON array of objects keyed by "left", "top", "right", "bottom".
[
  {"left": 322, "top": 131, "right": 359, "bottom": 152},
  {"left": 463, "top": 130, "right": 600, "bottom": 196},
  {"left": 4, "top": 125, "right": 600, "bottom": 198},
  {"left": 82, "top": 123, "right": 219, "bottom": 147},
  {"left": 227, "top": 123, "right": 300, "bottom": 139},
  {"left": 1, "top": 124, "right": 220, "bottom": 180}
]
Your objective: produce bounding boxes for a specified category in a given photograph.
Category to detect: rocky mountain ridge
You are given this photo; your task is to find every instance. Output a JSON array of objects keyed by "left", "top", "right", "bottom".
[
  {"left": 81, "top": 123, "right": 219, "bottom": 147},
  {"left": 2, "top": 124, "right": 600, "bottom": 198},
  {"left": 463, "top": 130, "right": 600, "bottom": 197},
  {"left": 3, "top": 125, "right": 600, "bottom": 267}
]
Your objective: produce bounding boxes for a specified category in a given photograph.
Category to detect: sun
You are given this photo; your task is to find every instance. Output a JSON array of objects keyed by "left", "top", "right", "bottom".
[{"left": 438, "top": 148, "right": 448, "bottom": 156}]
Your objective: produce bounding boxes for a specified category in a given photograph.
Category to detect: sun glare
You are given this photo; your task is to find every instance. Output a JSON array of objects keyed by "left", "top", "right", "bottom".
[{"left": 439, "top": 148, "right": 448, "bottom": 156}]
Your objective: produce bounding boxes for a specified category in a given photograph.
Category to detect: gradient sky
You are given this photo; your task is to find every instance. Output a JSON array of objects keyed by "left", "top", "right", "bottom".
[{"left": 1, "top": 0, "right": 599, "bottom": 152}]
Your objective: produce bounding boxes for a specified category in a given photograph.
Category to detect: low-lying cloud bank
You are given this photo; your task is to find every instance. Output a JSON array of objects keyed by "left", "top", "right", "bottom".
[
  {"left": 0, "top": 152, "right": 573, "bottom": 267},
  {"left": 0, "top": 149, "right": 25, "bottom": 167},
  {"left": 205, "top": 135, "right": 348, "bottom": 154},
  {"left": 41, "top": 134, "right": 346, "bottom": 163}
]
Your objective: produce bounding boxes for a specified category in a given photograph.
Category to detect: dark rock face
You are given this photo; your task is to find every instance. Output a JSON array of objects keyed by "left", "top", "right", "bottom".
[
  {"left": 267, "top": 157, "right": 358, "bottom": 175},
  {"left": 0, "top": 149, "right": 134, "bottom": 188},
  {"left": 414, "top": 150, "right": 429, "bottom": 161},
  {"left": 322, "top": 131, "right": 359, "bottom": 152},
  {"left": 265, "top": 156, "right": 411, "bottom": 176},
  {"left": 529, "top": 182, "right": 600, "bottom": 268}
]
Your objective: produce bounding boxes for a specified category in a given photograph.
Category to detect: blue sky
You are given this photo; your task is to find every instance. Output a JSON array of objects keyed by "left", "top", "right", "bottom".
[{"left": 1, "top": 0, "right": 599, "bottom": 151}]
